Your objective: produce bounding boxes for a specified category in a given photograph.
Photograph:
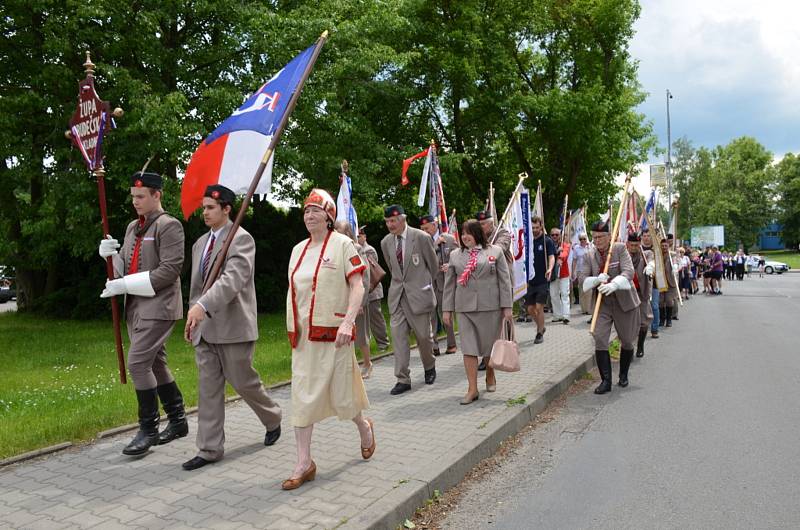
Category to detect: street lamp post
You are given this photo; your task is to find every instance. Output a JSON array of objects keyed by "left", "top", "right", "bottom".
[{"left": 666, "top": 89, "right": 673, "bottom": 224}]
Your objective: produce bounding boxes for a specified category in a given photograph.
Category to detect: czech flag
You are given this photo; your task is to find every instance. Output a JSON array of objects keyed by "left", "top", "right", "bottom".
[{"left": 181, "top": 44, "right": 317, "bottom": 219}]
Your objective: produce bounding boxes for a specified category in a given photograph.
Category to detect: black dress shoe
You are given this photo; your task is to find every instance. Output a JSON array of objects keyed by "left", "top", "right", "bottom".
[
  {"left": 424, "top": 368, "right": 437, "bottom": 384},
  {"left": 477, "top": 359, "right": 487, "bottom": 371},
  {"left": 433, "top": 348, "right": 441, "bottom": 357},
  {"left": 264, "top": 425, "right": 281, "bottom": 446},
  {"left": 594, "top": 380, "right": 612, "bottom": 394},
  {"left": 618, "top": 377, "right": 629, "bottom": 388},
  {"left": 390, "top": 383, "right": 412, "bottom": 395},
  {"left": 534, "top": 333, "right": 544, "bottom": 344},
  {"left": 182, "top": 456, "right": 212, "bottom": 471}
]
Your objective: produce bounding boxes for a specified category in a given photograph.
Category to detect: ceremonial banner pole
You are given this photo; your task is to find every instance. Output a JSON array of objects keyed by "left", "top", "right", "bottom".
[
  {"left": 66, "top": 52, "right": 127, "bottom": 383},
  {"left": 493, "top": 172, "right": 528, "bottom": 243},
  {"left": 203, "top": 31, "right": 328, "bottom": 292},
  {"left": 591, "top": 174, "right": 632, "bottom": 334}
]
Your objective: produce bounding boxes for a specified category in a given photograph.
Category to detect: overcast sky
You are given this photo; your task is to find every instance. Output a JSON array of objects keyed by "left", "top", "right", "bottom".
[{"left": 627, "top": 0, "right": 800, "bottom": 194}]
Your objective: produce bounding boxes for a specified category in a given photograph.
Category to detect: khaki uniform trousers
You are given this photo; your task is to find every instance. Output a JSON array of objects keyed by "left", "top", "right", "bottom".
[
  {"left": 390, "top": 294, "right": 436, "bottom": 385},
  {"left": 126, "top": 311, "right": 176, "bottom": 390},
  {"left": 576, "top": 274, "right": 593, "bottom": 314},
  {"left": 367, "top": 299, "right": 390, "bottom": 349},
  {"left": 431, "top": 286, "right": 457, "bottom": 350},
  {"left": 593, "top": 294, "right": 640, "bottom": 351},
  {"left": 195, "top": 339, "right": 282, "bottom": 461}
]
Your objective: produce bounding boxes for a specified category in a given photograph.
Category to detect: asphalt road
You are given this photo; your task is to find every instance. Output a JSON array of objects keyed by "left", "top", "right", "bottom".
[{"left": 441, "top": 273, "right": 800, "bottom": 530}]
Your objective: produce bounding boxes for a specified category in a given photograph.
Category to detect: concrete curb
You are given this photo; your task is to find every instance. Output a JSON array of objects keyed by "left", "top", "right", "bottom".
[
  {"left": 0, "top": 442, "right": 73, "bottom": 467},
  {"left": 342, "top": 350, "right": 597, "bottom": 530}
]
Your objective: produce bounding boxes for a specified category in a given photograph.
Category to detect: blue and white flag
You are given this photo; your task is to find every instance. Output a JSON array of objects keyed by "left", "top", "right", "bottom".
[
  {"left": 336, "top": 169, "right": 359, "bottom": 238},
  {"left": 640, "top": 188, "right": 657, "bottom": 230}
]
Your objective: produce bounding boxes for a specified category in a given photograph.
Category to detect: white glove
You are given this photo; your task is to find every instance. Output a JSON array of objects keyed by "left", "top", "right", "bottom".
[
  {"left": 644, "top": 262, "right": 655, "bottom": 278},
  {"left": 582, "top": 276, "right": 602, "bottom": 292},
  {"left": 597, "top": 273, "right": 609, "bottom": 283},
  {"left": 99, "top": 235, "right": 120, "bottom": 259},
  {"left": 100, "top": 278, "right": 126, "bottom": 298},
  {"left": 598, "top": 275, "right": 631, "bottom": 295},
  {"left": 100, "top": 272, "right": 155, "bottom": 298}
]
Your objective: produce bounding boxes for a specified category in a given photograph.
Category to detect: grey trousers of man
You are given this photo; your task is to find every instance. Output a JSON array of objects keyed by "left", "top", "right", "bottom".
[
  {"left": 367, "top": 299, "right": 390, "bottom": 349},
  {"left": 194, "top": 339, "right": 282, "bottom": 461},
  {"left": 576, "top": 274, "right": 593, "bottom": 314},
  {"left": 126, "top": 312, "right": 176, "bottom": 390},
  {"left": 431, "top": 287, "right": 457, "bottom": 350},
  {"left": 390, "top": 295, "right": 436, "bottom": 385},
  {"left": 593, "top": 295, "right": 640, "bottom": 351}
]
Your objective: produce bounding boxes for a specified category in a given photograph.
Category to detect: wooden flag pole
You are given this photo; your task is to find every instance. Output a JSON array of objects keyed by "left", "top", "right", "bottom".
[
  {"left": 202, "top": 31, "right": 329, "bottom": 293},
  {"left": 590, "top": 174, "right": 633, "bottom": 334}
]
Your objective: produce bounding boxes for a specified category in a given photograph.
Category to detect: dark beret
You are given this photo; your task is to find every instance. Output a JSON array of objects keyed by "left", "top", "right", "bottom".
[
  {"left": 627, "top": 232, "right": 641, "bottom": 242},
  {"left": 666, "top": 233, "right": 674, "bottom": 240},
  {"left": 419, "top": 215, "right": 435, "bottom": 226},
  {"left": 204, "top": 184, "right": 235, "bottom": 204},
  {"left": 384, "top": 204, "right": 405, "bottom": 218},
  {"left": 475, "top": 210, "right": 492, "bottom": 221},
  {"left": 591, "top": 220, "right": 609, "bottom": 233},
  {"left": 130, "top": 172, "right": 162, "bottom": 189}
]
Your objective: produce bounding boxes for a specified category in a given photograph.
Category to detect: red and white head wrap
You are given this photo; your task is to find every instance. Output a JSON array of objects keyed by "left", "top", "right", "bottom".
[{"left": 303, "top": 189, "right": 336, "bottom": 222}]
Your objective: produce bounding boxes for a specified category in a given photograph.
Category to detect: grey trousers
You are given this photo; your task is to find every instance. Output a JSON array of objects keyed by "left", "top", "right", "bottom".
[
  {"left": 593, "top": 295, "right": 640, "bottom": 351},
  {"left": 390, "top": 295, "right": 436, "bottom": 385},
  {"left": 431, "top": 287, "right": 457, "bottom": 350},
  {"left": 194, "top": 339, "right": 282, "bottom": 461},
  {"left": 367, "top": 298, "right": 390, "bottom": 349},
  {"left": 126, "top": 311, "right": 176, "bottom": 390}
]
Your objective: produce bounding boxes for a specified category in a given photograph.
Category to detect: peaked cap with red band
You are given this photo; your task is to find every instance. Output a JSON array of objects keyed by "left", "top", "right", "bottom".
[{"left": 304, "top": 188, "right": 336, "bottom": 222}]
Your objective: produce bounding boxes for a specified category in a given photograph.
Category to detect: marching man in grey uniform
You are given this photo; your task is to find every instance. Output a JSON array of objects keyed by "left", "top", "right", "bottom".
[
  {"left": 380, "top": 205, "right": 438, "bottom": 395},
  {"left": 358, "top": 227, "right": 390, "bottom": 351},
  {"left": 99, "top": 171, "right": 188, "bottom": 456},
  {"left": 182, "top": 185, "right": 282, "bottom": 470},
  {"left": 626, "top": 232, "right": 655, "bottom": 358},
  {"left": 419, "top": 214, "right": 459, "bottom": 356},
  {"left": 582, "top": 220, "right": 641, "bottom": 394}
]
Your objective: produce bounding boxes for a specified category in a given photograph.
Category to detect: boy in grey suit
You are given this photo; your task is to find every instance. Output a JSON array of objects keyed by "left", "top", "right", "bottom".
[
  {"left": 182, "top": 185, "right": 282, "bottom": 470},
  {"left": 99, "top": 172, "right": 187, "bottom": 456},
  {"left": 380, "top": 205, "right": 438, "bottom": 395}
]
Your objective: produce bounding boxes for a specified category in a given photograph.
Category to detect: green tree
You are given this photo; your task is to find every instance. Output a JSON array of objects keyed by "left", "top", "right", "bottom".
[{"left": 775, "top": 153, "right": 800, "bottom": 248}]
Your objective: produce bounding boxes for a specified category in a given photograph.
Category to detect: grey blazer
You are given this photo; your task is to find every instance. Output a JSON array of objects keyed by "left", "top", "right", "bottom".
[
  {"left": 587, "top": 242, "right": 641, "bottom": 313},
  {"left": 114, "top": 209, "right": 184, "bottom": 321},
  {"left": 380, "top": 225, "right": 438, "bottom": 315},
  {"left": 442, "top": 245, "right": 513, "bottom": 313},
  {"left": 189, "top": 220, "right": 258, "bottom": 345}
]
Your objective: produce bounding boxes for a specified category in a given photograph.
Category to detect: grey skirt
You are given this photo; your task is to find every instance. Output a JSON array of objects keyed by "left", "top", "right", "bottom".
[{"left": 458, "top": 310, "right": 503, "bottom": 357}]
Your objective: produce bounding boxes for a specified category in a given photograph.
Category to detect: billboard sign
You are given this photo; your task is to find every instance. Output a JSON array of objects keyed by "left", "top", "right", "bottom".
[{"left": 690, "top": 225, "right": 725, "bottom": 248}]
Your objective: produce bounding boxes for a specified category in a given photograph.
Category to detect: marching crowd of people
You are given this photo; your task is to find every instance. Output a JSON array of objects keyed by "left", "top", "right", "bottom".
[{"left": 97, "top": 172, "right": 724, "bottom": 489}]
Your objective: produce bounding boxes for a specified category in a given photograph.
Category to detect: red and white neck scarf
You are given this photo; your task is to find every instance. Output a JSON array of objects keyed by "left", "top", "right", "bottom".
[{"left": 458, "top": 247, "right": 480, "bottom": 286}]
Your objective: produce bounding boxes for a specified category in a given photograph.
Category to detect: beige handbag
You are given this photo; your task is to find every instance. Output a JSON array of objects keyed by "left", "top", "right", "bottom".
[{"left": 488, "top": 317, "right": 520, "bottom": 372}]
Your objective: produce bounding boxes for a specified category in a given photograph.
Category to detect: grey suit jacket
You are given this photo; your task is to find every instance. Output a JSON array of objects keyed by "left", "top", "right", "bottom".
[
  {"left": 631, "top": 249, "right": 653, "bottom": 302},
  {"left": 433, "top": 233, "right": 459, "bottom": 293},
  {"left": 490, "top": 226, "right": 514, "bottom": 269},
  {"left": 587, "top": 242, "right": 640, "bottom": 313},
  {"left": 442, "top": 245, "right": 513, "bottom": 313},
  {"left": 380, "top": 225, "right": 438, "bottom": 315},
  {"left": 189, "top": 220, "right": 258, "bottom": 345},
  {"left": 114, "top": 209, "right": 184, "bottom": 321}
]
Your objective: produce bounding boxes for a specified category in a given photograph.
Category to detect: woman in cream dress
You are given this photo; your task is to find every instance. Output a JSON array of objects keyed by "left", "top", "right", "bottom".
[
  {"left": 283, "top": 189, "right": 375, "bottom": 490},
  {"left": 443, "top": 220, "right": 513, "bottom": 404}
]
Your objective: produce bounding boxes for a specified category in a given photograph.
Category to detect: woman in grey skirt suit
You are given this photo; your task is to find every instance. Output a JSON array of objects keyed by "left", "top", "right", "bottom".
[{"left": 443, "top": 220, "right": 513, "bottom": 404}]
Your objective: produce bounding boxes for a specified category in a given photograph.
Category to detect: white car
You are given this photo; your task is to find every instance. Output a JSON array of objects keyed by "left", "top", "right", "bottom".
[{"left": 763, "top": 260, "right": 789, "bottom": 274}]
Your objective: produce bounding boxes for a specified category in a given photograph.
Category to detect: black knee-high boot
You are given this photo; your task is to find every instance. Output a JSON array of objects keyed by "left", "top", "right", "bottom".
[
  {"left": 123, "top": 388, "right": 160, "bottom": 456},
  {"left": 594, "top": 350, "right": 612, "bottom": 394},
  {"left": 636, "top": 328, "right": 647, "bottom": 358},
  {"left": 665, "top": 306, "right": 673, "bottom": 327},
  {"left": 156, "top": 381, "right": 188, "bottom": 445},
  {"left": 659, "top": 307, "right": 666, "bottom": 327},
  {"left": 618, "top": 348, "right": 634, "bottom": 387}
]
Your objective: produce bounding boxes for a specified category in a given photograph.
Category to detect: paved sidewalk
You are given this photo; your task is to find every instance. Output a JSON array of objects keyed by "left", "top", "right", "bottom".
[{"left": 0, "top": 313, "right": 595, "bottom": 530}]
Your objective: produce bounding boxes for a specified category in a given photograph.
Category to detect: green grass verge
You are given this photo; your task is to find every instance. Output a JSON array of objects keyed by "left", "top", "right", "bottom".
[
  {"left": 759, "top": 250, "right": 800, "bottom": 269},
  {"left": 0, "top": 309, "right": 394, "bottom": 460}
]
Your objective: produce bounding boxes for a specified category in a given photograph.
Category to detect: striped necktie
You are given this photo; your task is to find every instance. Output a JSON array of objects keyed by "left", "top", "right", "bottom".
[
  {"left": 202, "top": 234, "right": 216, "bottom": 277},
  {"left": 396, "top": 235, "right": 403, "bottom": 272}
]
